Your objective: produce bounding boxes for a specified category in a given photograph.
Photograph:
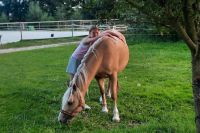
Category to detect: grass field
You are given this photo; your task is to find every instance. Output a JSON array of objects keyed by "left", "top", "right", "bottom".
[{"left": 0, "top": 40, "right": 195, "bottom": 132}]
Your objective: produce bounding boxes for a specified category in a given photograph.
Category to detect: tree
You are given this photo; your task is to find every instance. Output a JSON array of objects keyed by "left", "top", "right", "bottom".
[
  {"left": 0, "top": 12, "right": 8, "bottom": 22},
  {"left": 31, "top": 0, "right": 80, "bottom": 20},
  {"left": 55, "top": 5, "right": 66, "bottom": 20},
  {"left": 26, "top": 2, "right": 53, "bottom": 21},
  {"left": 1, "top": 0, "right": 29, "bottom": 22},
  {"left": 0, "top": 0, "right": 81, "bottom": 22},
  {"left": 121, "top": 0, "right": 200, "bottom": 132},
  {"left": 70, "top": 6, "right": 83, "bottom": 20},
  {"left": 80, "top": 0, "right": 117, "bottom": 19}
]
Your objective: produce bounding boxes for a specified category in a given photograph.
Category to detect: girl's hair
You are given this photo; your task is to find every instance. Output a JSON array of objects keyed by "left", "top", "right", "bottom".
[{"left": 89, "top": 25, "right": 99, "bottom": 33}]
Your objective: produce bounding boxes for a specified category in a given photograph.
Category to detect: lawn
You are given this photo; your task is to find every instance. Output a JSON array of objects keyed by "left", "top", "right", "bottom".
[{"left": 0, "top": 40, "right": 195, "bottom": 132}]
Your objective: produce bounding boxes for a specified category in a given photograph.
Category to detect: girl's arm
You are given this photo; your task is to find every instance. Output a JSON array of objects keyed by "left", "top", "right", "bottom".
[
  {"left": 82, "top": 33, "right": 108, "bottom": 45},
  {"left": 101, "top": 30, "right": 126, "bottom": 43}
]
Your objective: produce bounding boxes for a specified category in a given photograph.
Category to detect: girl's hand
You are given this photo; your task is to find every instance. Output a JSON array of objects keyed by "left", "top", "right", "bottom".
[{"left": 101, "top": 33, "right": 115, "bottom": 39}]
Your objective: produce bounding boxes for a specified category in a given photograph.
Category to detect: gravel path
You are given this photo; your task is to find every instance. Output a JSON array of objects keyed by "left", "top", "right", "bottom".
[{"left": 0, "top": 41, "right": 78, "bottom": 54}]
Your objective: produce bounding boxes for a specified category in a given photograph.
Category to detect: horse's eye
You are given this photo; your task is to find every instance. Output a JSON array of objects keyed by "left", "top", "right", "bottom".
[{"left": 68, "top": 101, "right": 73, "bottom": 106}]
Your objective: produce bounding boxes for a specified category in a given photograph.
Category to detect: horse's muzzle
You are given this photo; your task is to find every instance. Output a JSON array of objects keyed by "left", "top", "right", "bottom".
[{"left": 58, "top": 112, "right": 73, "bottom": 124}]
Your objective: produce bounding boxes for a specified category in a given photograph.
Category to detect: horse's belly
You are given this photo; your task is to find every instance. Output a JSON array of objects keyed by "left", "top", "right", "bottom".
[{"left": 95, "top": 72, "right": 109, "bottom": 78}]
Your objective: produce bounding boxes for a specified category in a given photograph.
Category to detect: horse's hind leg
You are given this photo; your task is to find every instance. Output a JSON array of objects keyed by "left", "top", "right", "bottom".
[
  {"left": 110, "top": 72, "right": 120, "bottom": 122},
  {"left": 96, "top": 78, "right": 108, "bottom": 113},
  {"left": 106, "top": 79, "right": 111, "bottom": 98},
  {"left": 100, "top": 79, "right": 111, "bottom": 103}
]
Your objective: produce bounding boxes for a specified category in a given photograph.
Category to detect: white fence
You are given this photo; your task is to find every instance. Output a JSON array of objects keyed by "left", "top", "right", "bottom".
[{"left": 0, "top": 20, "right": 128, "bottom": 44}]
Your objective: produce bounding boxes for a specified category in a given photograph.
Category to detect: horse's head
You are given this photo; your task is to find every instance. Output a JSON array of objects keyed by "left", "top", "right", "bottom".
[{"left": 58, "top": 83, "right": 85, "bottom": 124}]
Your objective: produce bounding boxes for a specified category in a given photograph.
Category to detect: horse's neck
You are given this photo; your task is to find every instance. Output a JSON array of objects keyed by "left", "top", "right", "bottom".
[
  {"left": 76, "top": 54, "right": 101, "bottom": 97},
  {"left": 74, "top": 37, "right": 103, "bottom": 97}
]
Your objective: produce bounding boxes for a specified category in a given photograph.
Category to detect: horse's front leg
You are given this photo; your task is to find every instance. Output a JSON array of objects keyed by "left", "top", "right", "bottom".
[
  {"left": 110, "top": 72, "right": 120, "bottom": 122},
  {"left": 96, "top": 77, "right": 108, "bottom": 113}
]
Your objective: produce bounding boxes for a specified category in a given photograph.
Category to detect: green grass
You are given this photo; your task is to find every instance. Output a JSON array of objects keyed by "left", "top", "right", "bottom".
[
  {"left": 0, "top": 41, "right": 195, "bottom": 132},
  {"left": 0, "top": 36, "right": 84, "bottom": 49}
]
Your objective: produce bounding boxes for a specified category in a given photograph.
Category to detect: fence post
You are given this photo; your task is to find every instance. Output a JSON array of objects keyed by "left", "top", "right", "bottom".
[
  {"left": 57, "top": 21, "right": 60, "bottom": 31},
  {"left": 20, "top": 22, "right": 23, "bottom": 41},
  {"left": 71, "top": 21, "right": 74, "bottom": 37},
  {"left": 0, "top": 35, "right": 2, "bottom": 47},
  {"left": 39, "top": 22, "right": 40, "bottom": 30}
]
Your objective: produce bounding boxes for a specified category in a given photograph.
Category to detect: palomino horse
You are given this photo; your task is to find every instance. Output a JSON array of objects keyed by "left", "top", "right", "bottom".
[{"left": 58, "top": 30, "right": 129, "bottom": 123}]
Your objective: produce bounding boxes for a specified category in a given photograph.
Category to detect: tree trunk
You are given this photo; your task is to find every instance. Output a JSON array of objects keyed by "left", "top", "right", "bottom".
[{"left": 192, "top": 52, "right": 200, "bottom": 132}]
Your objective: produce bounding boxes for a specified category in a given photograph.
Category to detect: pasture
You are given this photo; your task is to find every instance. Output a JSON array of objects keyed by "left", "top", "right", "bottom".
[{"left": 0, "top": 41, "right": 195, "bottom": 132}]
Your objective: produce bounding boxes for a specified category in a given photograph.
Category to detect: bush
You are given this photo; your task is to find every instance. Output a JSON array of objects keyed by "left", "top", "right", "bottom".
[
  {"left": 0, "top": 12, "right": 8, "bottom": 22},
  {"left": 26, "top": 2, "right": 54, "bottom": 21}
]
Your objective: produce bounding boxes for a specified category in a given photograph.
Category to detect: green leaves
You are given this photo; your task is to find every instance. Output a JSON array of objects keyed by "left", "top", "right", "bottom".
[
  {"left": 0, "top": 12, "right": 8, "bottom": 22},
  {"left": 26, "top": 2, "right": 52, "bottom": 21}
]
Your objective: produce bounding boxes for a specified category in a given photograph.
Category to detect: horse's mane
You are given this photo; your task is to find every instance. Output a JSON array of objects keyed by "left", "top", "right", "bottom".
[{"left": 72, "top": 37, "right": 104, "bottom": 89}]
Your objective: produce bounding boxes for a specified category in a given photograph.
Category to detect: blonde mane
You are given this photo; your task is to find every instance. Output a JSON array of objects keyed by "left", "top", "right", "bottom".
[{"left": 72, "top": 37, "right": 104, "bottom": 89}]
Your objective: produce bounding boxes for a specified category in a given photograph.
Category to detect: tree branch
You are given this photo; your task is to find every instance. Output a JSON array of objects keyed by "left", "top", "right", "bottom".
[
  {"left": 176, "top": 22, "right": 197, "bottom": 52},
  {"left": 124, "top": 0, "right": 165, "bottom": 24},
  {"left": 183, "top": 0, "right": 198, "bottom": 43},
  {"left": 125, "top": 0, "right": 197, "bottom": 53},
  {"left": 124, "top": 0, "right": 178, "bottom": 30}
]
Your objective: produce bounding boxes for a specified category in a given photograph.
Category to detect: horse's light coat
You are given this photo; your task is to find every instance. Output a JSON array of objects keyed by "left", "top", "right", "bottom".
[{"left": 59, "top": 30, "right": 129, "bottom": 123}]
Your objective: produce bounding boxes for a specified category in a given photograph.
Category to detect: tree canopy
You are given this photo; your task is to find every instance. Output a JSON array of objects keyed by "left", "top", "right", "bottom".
[
  {"left": 0, "top": 0, "right": 81, "bottom": 22},
  {"left": 0, "top": 0, "right": 124, "bottom": 22}
]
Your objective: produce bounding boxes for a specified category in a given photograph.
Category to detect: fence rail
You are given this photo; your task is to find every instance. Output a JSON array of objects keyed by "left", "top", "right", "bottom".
[
  {"left": 0, "top": 20, "right": 177, "bottom": 44},
  {"left": 0, "top": 19, "right": 127, "bottom": 32},
  {"left": 0, "top": 20, "right": 128, "bottom": 44}
]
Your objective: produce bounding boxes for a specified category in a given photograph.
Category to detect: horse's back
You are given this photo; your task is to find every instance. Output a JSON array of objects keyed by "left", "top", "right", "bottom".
[{"left": 97, "top": 36, "right": 129, "bottom": 74}]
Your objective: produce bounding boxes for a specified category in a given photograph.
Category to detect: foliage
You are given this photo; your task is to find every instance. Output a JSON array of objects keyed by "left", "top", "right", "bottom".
[
  {"left": 0, "top": 12, "right": 8, "bottom": 22},
  {"left": 55, "top": 5, "right": 66, "bottom": 20},
  {"left": 70, "top": 8, "right": 83, "bottom": 20},
  {"left": 26, "top": 2, "right": 53, "bottom": 22},
  {"left": 32, "top": 0, "right": 79, "bottom": 18},
  {"left": 122, "top": 0, "right": 199, "bottom": 48},
  {"left": 0, "top": 0, "right": 81, "bottom": 22},
  {"left": 80, "top": 0, "right": 117, "bottom": 19},
  {"left": 0, "top": 0, "right": 29, "bottom": 21},
  {"left": 111, "top": 0, "right": 177, "bottom": 35}
]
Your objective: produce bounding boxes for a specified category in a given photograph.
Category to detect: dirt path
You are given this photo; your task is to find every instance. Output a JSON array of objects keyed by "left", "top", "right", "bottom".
[{"left": 0, "top": 41, "right": 78, "bottom": 54}]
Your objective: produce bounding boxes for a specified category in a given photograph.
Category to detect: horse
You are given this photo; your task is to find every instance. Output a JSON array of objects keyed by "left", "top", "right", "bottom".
[{"left": 58, "top": 30, "right": 129, "bottom": 123}]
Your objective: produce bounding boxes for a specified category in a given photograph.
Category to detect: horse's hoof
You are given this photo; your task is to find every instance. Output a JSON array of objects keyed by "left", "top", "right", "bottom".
[
  {"left": 106, "top": 93, "right": 111, "bottom": 98},
  {"left": 102, "top": 107, "right": 108, "bottom": 113},
  {"left": 84, "top": 104, "right": 91, "bottom": 110},
  {"left": 112, "top": 117, "right": 120, "bottom": 122}
]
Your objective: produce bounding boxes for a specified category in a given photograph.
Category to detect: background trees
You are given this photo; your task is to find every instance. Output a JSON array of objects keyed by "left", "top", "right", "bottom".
[
  {"left": 26, "top": 2, "right": 53, "bottom": 21},
  {"left": 0, "top": 0, "right": 81, "bottom": 22},
  {"left": 0, "top": 0, "right": 29, "bottom": 22},
  {"left": 0, "top": 12, "right": 8, "bottom": 22},
  {"left": 0, "top": 0, "right": 121, "bottom": 22}
]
